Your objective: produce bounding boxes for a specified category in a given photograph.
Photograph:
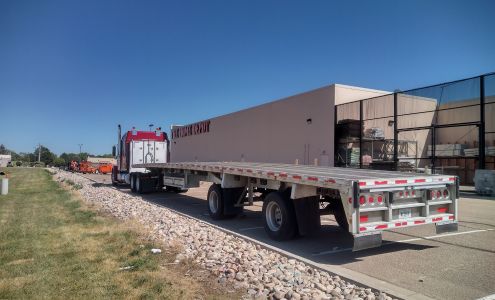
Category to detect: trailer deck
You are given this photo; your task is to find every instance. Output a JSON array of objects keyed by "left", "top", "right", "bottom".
[{"left": 136, "top": 161, "right": 456, "bottom": 189}]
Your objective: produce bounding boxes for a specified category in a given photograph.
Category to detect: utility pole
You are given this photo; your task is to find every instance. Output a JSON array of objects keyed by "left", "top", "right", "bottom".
[
  {"left": 38, "top": 143, "right": 41, "bottom": 162},
  {"left": 78, "top": 144, "right": 83, "bottom": 161}
]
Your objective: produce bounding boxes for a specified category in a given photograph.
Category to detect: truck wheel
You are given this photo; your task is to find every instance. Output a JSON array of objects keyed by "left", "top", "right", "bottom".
[
  {"left": 333, "top": 200, "right": 349, "bottom": 232},
  {"left": 207, "top": 184, "right": 225, "bottom": 220},
  {"left": 111, "top": 167, "right": 118, "bottom": 186},
  {"left": 136, "top": 174, "right": 144, "bottom": 194},
  {"left": 130, "top": 174, "right": 136, "bottom": 192},
  {"left": 262, "top": 192, "right": 297, "bottom": 241}
]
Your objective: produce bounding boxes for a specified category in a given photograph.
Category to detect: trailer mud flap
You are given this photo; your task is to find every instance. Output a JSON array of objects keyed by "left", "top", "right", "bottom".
[
  {"left": 292, "top": 196, "right": 321, "bottom": 236},
  {"left": 353, "top": 233, "right": 382, "bottom": 251},
  {"left": 436, "top": 222, "right": 458, "bottom": 234},
  {"left": 223, "top": 188, "right": 244, "bottom": 215}
]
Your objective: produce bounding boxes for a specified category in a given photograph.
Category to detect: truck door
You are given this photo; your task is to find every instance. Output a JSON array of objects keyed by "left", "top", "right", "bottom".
[{"left": 131, "top": 141, "right": 144, "bottom": 165}]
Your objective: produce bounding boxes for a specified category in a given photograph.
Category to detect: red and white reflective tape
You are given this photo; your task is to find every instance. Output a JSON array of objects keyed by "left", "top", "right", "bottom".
[
  {"left": 359, "top": 177, "right": 455, "bottom": 187},
  {"left": 359, "top": 215, "right": 455, "bottom": 232}
]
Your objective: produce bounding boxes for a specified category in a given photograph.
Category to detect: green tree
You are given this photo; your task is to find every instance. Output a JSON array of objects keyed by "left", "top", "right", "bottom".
[
  {"left": 33, "top": 145, "right": 56, "bottom": 166},
  {"left": 60, "top": 152, "right": 80, "bottom": 163},
  {"left": 52, "top": 157, "right": 66, "bottom": 167}
]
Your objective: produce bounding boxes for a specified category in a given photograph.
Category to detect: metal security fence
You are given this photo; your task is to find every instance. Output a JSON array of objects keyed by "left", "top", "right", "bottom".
[{"left": 335, "top": 72, "right": 495, "bottom": 185}]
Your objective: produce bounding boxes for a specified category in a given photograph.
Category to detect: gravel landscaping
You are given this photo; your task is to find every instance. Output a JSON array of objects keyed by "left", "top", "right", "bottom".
[{"left": 51, "top": 169, "right": 395, "bottom": 300}]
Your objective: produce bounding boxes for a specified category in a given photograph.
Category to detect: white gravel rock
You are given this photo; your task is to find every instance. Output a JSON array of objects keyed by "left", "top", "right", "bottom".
[{"left": 52, "top": 170, "right": 396, "bottom": 300}]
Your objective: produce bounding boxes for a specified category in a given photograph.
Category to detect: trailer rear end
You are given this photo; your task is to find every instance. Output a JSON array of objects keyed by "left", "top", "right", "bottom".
[{"left": 135, "top": 161, "right": 458, "bottom": 251}]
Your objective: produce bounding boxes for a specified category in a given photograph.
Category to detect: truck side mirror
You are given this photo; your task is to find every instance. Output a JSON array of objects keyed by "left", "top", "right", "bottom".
[{"left": 112, "top": 145, "right": 116, "bottom": 157}]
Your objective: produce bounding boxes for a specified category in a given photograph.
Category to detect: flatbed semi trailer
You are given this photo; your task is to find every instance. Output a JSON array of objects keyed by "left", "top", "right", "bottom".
[{"left": 133, "top": 161, "right": 459, "bottom": 251}]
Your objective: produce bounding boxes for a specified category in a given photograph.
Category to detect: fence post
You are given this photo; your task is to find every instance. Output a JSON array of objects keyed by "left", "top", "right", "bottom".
[
  {"left": 393, "top": 93, "right": 398, "bottom": 171},
  {"left": 359, "top": 100, "right": 363, "bottom": 169},
  {"left": 479, "top": 75, "right": 486, "bottom": 169}
]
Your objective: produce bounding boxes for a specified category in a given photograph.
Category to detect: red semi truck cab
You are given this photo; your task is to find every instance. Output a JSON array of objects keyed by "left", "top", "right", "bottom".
[{"left": 112, "top": 126, "right": 169, "bottom": 185}]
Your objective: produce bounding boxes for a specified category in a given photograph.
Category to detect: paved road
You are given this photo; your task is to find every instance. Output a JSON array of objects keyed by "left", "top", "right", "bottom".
[{"left": 82, "top": 173, "right": 495, "bottom": 300}]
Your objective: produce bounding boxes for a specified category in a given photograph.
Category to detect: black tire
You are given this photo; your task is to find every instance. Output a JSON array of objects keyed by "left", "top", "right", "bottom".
[
  {"left": 262, "top": 191, "right": 297, "bottom": 241},
  {"left": 135, "top": 174, "right": 144, "bottom": 194},
  {"left": 333, "top": 200, "right": 349, "bottom": 232},
  {"left": 207, "top": 184, "right": 225, "bottom": 220},
  {"left": 111, "top": 167, "right": 118, "bottom": 186},
  {"left": 130, "top": 174, "right": 136, "bottom": 192}
]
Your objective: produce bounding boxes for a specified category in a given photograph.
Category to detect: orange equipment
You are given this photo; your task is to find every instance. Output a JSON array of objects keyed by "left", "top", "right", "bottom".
[
  {"left": 97, "top": 163, "right": 113, "bottom": 174},
  {"left": 78, "top": 161, "right": 97, "bottom": 174}
]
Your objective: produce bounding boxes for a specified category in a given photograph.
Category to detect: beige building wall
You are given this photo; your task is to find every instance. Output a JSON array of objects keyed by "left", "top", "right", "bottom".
[
  {"left": 435, "top": 98, "right": 495, "bottom": 147},
  {"left": 170, "top": 84, "right": 392, "bottom": 166},
  {"left": 87, "top": 157, "right": 117, "bottom": 165},
  {"left": 171, "top": 83, "right": 487, "bottom": 168},
  {"left": 334, "top": 84, "right": 389, "bottom": 105},
  {"left": 171, "top": 86, "right": 337, "bottom": 165}
]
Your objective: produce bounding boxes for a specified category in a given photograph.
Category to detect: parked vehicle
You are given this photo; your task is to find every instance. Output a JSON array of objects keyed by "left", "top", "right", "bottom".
[
  {"left": 111, "top": 126, "right": 168, "bottom": 186},
  {"left": 112, "top": 124, "right": 459, "bottom": 251},
  {"left": 97, "top": 163, "right": 113, "bottom": 174},
  {"left": 78, "top": 161, "right": 96, "bottom": 174}
]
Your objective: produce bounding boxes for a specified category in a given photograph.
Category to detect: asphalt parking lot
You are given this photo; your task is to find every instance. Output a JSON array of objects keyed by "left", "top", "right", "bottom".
[{"left": 82, "top": 173, "right": 495, "bottom": 300}]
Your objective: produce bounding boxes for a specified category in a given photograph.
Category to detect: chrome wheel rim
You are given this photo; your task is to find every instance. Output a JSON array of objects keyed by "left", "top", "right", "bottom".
[
  {"left": 209, "top": 190, "right": 219, "bottom": 213},
  {"left": 266, "top": 201, "right": 283, "bottom": 232}
]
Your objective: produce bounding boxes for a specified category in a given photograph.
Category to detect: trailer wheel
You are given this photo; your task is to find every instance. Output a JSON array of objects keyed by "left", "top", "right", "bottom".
[
  {"left": 135, "top": 174, "right": 144, "bottom": 194},
  {"left": 111, "top": 166, "right": 118, "bottom": 186},
  {"left": 262, "top": 192, "right": 297, "bottom": 241},
  {"left": 130, "top": 174, "right": 136, "bottom": 192},
  {"left": 207, "top": 184, "right": 225, "bottom": 220}
]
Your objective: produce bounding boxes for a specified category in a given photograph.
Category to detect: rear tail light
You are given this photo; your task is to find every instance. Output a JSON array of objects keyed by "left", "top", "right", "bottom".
[
  {"left": 359, "top": 194, "right": 385, "bottom": 206},
  {"left": 395, "top": 190, "right": 418, "bottom": 200},
  {"left": 429, "top": 189, "right": 451, "bottom": 200},
  {"left": 360, "top": 215, "right": 368, "bottom": 222}
]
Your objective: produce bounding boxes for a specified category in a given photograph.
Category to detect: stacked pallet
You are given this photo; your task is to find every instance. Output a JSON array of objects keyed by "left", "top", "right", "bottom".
[{"left": 463, "top": 146, "right": 495, "bottom": 157}]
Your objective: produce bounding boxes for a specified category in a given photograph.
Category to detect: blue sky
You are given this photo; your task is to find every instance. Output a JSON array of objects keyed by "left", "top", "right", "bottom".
[{"left": 1, "top": 0, "right": 494, "bottom": 155}]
